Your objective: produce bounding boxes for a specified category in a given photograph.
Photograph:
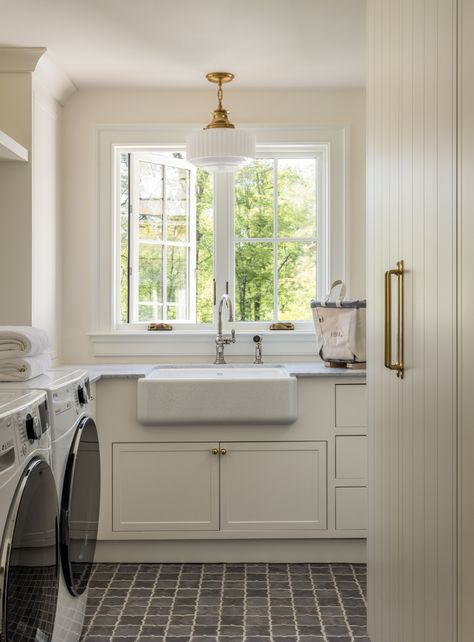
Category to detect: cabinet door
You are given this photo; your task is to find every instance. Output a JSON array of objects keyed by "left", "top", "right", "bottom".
[
  {"left": 220, "top": 442, "right": 327, "bottom": 531},
  {"left": 112, "top": 443, "right": 219, "bottom": 531},
  {"left": 367, "top": 0, "right": 457, "bottom": 639}
]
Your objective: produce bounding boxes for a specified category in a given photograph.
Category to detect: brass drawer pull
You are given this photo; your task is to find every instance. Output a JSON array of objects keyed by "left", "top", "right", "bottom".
[
  {"left": 220, "top": 448, "right": 228, "bottom": 455},
  {"left": 211, "top": 448, "right": 219, "bottom": 455},
  {"left": 384, "top": 260, "right": 404, "bottom": 378}
]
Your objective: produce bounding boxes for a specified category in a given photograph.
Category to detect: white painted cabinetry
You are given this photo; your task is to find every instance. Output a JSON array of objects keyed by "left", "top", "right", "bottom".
[
  {"left": 220, "top": 442, "right": 327, "bottom": 531},
  {"left": 112, "top": 441, "right": 327, "bottom": 533},
  {"left": 113, "top": 442, "right": 220, "bottom": 531},
  {"left": 96, "top": 376, "right": 367, "bottom": 554}
]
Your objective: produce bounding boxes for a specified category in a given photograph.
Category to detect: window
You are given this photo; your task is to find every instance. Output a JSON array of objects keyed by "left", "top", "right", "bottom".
[
  {"left": 94, "top": 126, "right": 348, "bottom": 355},
  {"left": 117, "top": 147, "right": 327, "bottom": 331},
  {"left": 120, "top": 153, "right": 198, "bottom": 324}
]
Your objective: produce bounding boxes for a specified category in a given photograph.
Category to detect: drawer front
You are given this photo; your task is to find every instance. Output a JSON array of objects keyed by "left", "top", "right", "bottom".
[
  {"left": 335, "top": 384, "right": 367, "bottom": 427},
  {"left": 336, "top": 435, "right": 367, "bottom": 479},
  {"left": 335, "top": 486, "right": 367, "bottom": 531}
]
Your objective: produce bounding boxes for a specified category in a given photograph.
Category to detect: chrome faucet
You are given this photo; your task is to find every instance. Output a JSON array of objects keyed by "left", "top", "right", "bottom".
[{"left": 215, "top": 294, "right": 236, "bottom": 364}]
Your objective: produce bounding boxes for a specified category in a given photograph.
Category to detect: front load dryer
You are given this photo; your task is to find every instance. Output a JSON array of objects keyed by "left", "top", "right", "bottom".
[
  {"left": 0, "top": 368, "right": 100, "bottom": 642},
  {"left": 0, "top": 389, "right": 59, "bottom": 642}
]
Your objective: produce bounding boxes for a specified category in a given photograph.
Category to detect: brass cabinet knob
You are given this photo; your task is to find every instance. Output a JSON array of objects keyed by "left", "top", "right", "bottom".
[
  {"left": 220, "top": 448, "right": 228, "bottom": 455},
  {"left": 211, "top": 448, "right": 219, "bottom": 455}
]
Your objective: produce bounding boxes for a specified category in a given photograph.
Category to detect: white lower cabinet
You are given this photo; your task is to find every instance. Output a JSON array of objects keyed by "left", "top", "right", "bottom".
[
  {"left": 112, "top": 442, "right": 220, "bottom": 531},
  {"left": 112, "top": 441, "right": 327, "bottom": 533},
  {"left": 220, "top": 442, "right": 327, "bottom": 531}
]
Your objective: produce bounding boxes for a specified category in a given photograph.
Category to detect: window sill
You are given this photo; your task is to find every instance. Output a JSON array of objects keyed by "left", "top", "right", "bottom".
[{"left": 88, "top": 331, "right": 318, "bottom": 358}]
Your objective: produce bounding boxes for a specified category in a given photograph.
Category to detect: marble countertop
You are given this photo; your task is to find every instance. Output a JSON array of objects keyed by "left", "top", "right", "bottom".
[{"left": 73, "top": 362, "right": 366, "bottom": 384}]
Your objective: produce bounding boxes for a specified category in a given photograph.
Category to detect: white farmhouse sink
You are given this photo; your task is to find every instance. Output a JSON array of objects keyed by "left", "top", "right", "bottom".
[{"left": 137, "top": 365, "right": 297, "bottom": 425}]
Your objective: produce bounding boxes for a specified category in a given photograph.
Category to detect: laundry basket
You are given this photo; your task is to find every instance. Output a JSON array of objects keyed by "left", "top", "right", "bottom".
[{"left": 310, "top": 280, "right": 366, "bottom": 368}]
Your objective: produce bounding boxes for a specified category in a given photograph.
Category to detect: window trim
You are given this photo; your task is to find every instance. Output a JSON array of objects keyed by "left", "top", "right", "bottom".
[{"left": 92, "top": 124, "right": 350, "bottom": 356}]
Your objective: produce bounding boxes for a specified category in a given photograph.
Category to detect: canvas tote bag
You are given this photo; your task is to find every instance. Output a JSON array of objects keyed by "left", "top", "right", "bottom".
[{"left": 311, "top": 280, "right": 366, "bottom": 364}]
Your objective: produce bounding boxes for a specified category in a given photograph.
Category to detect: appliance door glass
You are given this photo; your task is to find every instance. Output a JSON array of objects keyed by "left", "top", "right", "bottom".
[
  {"left": 2, "top": 458, "right": 59, "bottom": 642},
  {"left": 60, "top": 417, "right": 100, "bottom": 596}
]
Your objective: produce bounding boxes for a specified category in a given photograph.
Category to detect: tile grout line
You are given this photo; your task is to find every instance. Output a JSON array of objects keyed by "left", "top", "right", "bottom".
[
  {"left": 243, "top": 562, "right": 248, "bottom": 642},
  {"left": 329, "top": 564, "right": 355, "bottom": 642},
  {"left": 136, "top": 563, "right": 163, "bottom": 638},
  {"left": 162, "top": 563, "right": 184, "bottom": 641},
  {"left": 81, "top": 564, "right": 120, "bottom": 640},
  {"left": 350, "top": 563, "right": 367, "bottom": 609},
  {"left": 307, "top": 563, "right": 329, "bottom": 642},
  {"left": 286, "top": 562, "right": 300, "bottom": 640},
  {"left": 110, "top": 563, "right": 141, "bottom": 639},
  {"left": 265, "top": 563, "right": 274, "bottom": 641},
  {"left": 189, "top": 564, "right": 205, "bottom": 640},
  {"left": 216, "top": 563, "right": 226, "bottom": 641}
]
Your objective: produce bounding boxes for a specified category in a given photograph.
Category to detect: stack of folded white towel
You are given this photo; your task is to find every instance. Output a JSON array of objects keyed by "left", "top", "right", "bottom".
[{"left": 0, "top": 326, "right": 51, "bottom": 381}]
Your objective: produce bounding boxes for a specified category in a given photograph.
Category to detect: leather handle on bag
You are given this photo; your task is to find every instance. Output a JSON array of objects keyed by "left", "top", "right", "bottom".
[{"left": 322, "top": 280, "right": 346, "bottom": 307}]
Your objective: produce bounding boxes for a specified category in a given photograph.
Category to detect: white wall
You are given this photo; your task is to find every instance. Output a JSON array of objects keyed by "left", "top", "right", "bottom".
[
  {"left": 0, "top": 51, "right": 63, "bottom": 363},
  {"left": 32, "top": 81, "right": 62, "bottom": 362},
  {"left": 61, "top": 88, "right": 365, "bottom": 363}
]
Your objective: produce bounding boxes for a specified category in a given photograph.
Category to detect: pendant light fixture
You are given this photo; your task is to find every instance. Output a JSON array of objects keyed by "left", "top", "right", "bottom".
[{"left": 186, "top": 72, "right": 256, "bottom": 173}]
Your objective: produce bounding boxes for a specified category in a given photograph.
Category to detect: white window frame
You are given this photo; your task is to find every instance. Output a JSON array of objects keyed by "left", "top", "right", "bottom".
[
  {"left": 122, "top": 152, "right": 197, "bottom": 326},
  {"left": 91, "top": 125, "right": 350, "bottom": 356},
  {"left": 220, "top": 147, "right": 328, "bottom": 333}
]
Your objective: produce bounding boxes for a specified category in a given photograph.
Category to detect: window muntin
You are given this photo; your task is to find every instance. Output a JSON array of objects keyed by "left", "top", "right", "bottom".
[
  {"left": 116, "top": 145, "right": 326, "bottom": 331},
  {"left": 233, "top": 157, "right": 318, "bottom": 322}
]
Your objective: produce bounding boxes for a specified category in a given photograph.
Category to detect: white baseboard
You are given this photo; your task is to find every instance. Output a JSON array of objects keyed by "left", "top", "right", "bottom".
[{"left": 95, "top": 538, "right": 366, "bottom": 564}]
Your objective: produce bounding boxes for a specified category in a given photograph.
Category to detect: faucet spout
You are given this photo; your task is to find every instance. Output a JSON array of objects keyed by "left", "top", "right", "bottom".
[
  {"left": 217, "top": 294, "right": 234, "bottom": 335},
  {"left": 215, "top": 294, "right": 236, "bottom": 364}
]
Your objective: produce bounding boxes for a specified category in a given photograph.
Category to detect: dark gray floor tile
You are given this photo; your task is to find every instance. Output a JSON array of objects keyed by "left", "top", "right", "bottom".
[{"left": 82, "top": 561, "right": 368, "bottom": 642}]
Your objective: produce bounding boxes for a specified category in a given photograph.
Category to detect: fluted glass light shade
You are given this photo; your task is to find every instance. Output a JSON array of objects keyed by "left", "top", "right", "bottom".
[
  {"left": 186, "top": 72, "right": 256, "bottom": 173},
  {"left": 186, "top": 128, "right": 256, "bottom": 173}
]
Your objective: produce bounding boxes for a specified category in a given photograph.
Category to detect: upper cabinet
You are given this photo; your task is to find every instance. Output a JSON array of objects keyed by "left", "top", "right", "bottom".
[{"left": 0, "top": 129, "right": 28, "bottom": 162}]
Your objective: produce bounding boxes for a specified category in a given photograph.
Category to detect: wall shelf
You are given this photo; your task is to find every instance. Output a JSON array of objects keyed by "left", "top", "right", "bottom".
[{"left": 0, "top": 129, "right": 28, "bottom": 161}]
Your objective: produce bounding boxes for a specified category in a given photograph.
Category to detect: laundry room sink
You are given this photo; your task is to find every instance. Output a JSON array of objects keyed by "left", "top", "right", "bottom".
[{"left": 137, "top": 364, "right": 298, "bottom": 425}]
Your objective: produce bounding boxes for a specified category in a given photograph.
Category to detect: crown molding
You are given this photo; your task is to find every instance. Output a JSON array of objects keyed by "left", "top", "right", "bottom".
[
  {"left": 34, "top": 53, "right": 77, "bottom": 105},
  {"left": 0, "top": 47, "right": 46, "bottom": 72}
]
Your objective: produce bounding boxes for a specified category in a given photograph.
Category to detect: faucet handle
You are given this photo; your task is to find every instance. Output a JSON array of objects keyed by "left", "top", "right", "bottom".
[{"left": 231, "top": 329, "right": 236, "bottom": 343}]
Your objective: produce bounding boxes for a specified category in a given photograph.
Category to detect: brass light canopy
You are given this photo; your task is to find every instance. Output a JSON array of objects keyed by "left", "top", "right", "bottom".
[
  {"left": 186, "top": 71, "right": 256, "bottom": 173},
  {"left": 205, "top": 72, "right": 236, "bottom": 129}
]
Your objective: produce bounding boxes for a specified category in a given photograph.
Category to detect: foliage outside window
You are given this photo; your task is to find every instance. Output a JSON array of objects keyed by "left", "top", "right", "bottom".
[{"left": 118, "top": 147, "right": 324, "bottom": 329}]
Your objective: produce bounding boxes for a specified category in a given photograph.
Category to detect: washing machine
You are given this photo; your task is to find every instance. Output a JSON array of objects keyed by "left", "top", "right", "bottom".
[
  {"left": 0, "top": 368, "right": 100, "bottom": 642},
  {"left": 0, "top": 389, "right": 59, "bottom": 642}
]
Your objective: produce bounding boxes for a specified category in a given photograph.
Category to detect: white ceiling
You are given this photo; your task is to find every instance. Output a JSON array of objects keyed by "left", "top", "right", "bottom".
[{"left": 0, "top": 0, "right": 366, "bottom": 90}]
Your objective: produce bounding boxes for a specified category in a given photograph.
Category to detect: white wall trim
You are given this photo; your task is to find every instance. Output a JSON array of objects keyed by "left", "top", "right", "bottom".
[
  {"left": 93, "top": 124, "right": 350, "bottom": 355},
  {"left": 89, "top": 330, "right": 318, "bottom": 357},
  {"left": 95, "top": 538, "right": 366, "bottom": 564},
  {"left": 0, "top": 46, "right": 45, "bottom": 72},
  {"left": 34, "top": 52, "right": 76, "bottom": 105}
]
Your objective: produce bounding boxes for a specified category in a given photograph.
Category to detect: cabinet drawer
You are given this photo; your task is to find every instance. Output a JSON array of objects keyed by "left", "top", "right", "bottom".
[
  {"left": 335, "top": 486, "right": 367, "bottom": 530},
  {"left": 336, "top": 435, "right": 367, "bottom": 479},
  {"left": 220, "top": 441, "right": 327, "bottom": 531},
  {"left": 112, "top": 443, "right": 219, "bottom": 532},
  {"left": 335, "top": 384, "right": 367, "bottom": 427}
]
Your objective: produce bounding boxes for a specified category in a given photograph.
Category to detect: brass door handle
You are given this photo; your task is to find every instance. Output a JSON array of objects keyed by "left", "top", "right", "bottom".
[
  {"left": 384, "top": 260, "right": 404, "bottom": 378},
  {"left": 220, "top": 448, "right": 228, "bottom": 455},
  {"left": 211, "top": 448, "right": 219, "bottom": 455}
]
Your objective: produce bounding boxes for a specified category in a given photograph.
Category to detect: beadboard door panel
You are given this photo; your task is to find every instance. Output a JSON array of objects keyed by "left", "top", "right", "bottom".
[
  {"left": 367, "top": 1, "right": 457, "bottom": 641},
  {"left": 458, "top": 0, "right": 474, "bottom": 638}
]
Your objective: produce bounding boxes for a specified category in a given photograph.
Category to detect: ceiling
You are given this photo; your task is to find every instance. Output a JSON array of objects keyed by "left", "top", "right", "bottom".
[{"left": 0, "top": 0, "right": 366, "bottom": 90}]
